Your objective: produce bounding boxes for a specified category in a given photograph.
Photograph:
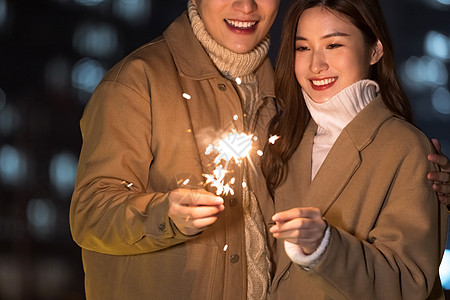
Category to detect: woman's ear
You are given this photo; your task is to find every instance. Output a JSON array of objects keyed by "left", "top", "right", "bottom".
[
  {"left": 370, "top": 40, "right": 384, "bottom": 65},
  {"left": 192, "top": 0, "right": 197, "bottom": 6}
]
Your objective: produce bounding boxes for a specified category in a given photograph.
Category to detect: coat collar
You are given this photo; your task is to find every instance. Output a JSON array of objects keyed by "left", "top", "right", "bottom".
[
  {"left": 277, "top": 96, "right": 394, "bottom": 213},
  {"left": 163, "top": 12, "right": 275, "bottom": 99}
]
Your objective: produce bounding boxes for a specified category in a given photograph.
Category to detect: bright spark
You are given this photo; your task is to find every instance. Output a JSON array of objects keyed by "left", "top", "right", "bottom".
[
  {"left": 269, "top": 135, "right": 280, "bottom": 144},
  {"left": 182, "top": 179, "right": 190, "bottom": 185},
  {"left": 233, "top": 115, "right": 238, "bottom": 121},
  {"left": 223, "top": 244, "right": 228, "bottom": 251},
  {"left": 242, "top": 181, "right": 247, "bottom": 188},
  {"left": 182, "top": 93, "right": 191, "bottom": 100},
  {"left": 257, "top": 150, "right": 263, "bottom": 156},
  {"left": 203, "top": 130, "right": 254, "bottom": 195},
  {"left": 236, "top": 77, "right": 242, "bottom": 85}
]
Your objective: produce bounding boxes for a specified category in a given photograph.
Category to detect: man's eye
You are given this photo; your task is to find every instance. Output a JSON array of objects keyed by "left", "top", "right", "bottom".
[{"left": 327, "top": 43, "right": 342, "bottom": 49}]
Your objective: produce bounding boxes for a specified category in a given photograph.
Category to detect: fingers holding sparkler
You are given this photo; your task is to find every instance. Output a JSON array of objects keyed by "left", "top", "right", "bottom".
[
  {"left": 168, "top": 188, "right": 225, "bottom": 236},
  {"left": 270, "top": 207, "right": 327, "bottom": 255}
]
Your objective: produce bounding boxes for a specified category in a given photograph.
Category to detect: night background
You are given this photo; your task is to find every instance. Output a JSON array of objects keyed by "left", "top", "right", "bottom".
[{"left": 0, "top": 0, "right": 449, "bottom": 299}]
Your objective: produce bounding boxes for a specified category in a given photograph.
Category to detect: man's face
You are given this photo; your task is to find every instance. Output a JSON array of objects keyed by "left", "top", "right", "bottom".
[{"left": 192, "top": 0, "right": 280, "bottom": 54}]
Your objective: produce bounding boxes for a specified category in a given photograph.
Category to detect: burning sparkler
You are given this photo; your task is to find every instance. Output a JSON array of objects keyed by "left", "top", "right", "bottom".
[{"left": 203, "top": 129, "right": 255, "bottom": 196}]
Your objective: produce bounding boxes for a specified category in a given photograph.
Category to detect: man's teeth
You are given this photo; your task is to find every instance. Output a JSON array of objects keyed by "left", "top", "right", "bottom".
[
  {"left": 226, "top": 19, "right": 257, "bottom": 29},
  {"left": 312, "top": 78, "right": 336, "bottom": 86}
]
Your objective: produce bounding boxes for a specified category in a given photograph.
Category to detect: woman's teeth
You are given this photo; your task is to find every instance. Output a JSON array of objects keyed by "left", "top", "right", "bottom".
[{"left": 312, "top": 78, "right": 336, "bottom": 86}]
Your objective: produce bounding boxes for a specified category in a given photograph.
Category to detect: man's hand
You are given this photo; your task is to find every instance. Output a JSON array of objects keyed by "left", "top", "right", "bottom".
[
  {"left": 428, "top": 138, "right": 450, "bottom": 206},
  {"left": 168, "top": 188, "right": 224, "bottom": 236}
]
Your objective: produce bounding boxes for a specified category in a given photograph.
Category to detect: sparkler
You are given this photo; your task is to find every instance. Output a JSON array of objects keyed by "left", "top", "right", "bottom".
[{"left": 203, "top": 129, "right": 255, "bottom": 196}]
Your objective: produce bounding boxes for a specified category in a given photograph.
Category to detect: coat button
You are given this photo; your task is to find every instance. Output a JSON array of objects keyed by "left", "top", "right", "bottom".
[
  {"left": 218, "top": 83, "right": 227, "bottom": 91},
  {"left": 230, "top": 254, "right": 240, "bottom": 263},
  {"left": 158, "top": 223, "right": 166, "bottom": 232},
  {"left": 229, "top": 198, "right": 237, "bottom": 207}
]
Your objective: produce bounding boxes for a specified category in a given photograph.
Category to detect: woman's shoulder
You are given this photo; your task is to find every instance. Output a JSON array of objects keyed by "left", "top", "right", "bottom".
[{"left": 378, "top": 116, "right": 434, "bottom": 155}]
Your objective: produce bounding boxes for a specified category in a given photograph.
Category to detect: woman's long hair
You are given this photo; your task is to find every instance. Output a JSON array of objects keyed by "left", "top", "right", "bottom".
[{"left": 262, "top": 0, "right": 412, "bottom": 197}]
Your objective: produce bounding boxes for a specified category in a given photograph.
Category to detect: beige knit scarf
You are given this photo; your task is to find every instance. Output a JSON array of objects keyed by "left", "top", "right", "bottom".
[{"left": 188, "top": 2, "right": 272, "bottom": 299}]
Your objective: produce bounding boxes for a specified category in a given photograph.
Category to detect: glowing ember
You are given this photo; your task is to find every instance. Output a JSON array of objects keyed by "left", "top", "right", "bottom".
[
  {"left": 235, "top": 77, "right": 242, "bottom": 85},
  {"left": 182, "top": 179, "right": 190, "bottom": 186},
  {"left": 182, "top": 93, "right": 191, "bottom": 100},
  {"left": 269, "top": 135, "right": 280, "bottom": 144},
  {"left": 223, "top": 244, "right": 228, "bottom": 251},
  {"left": 257, "top": 150, "right": 263, "bottom": 156},
  {"left": 233, "top": 115, "right": 239, "bottom": 121},
  {"left": 242, "top": 181, "right": 247, "bottom": 188}
]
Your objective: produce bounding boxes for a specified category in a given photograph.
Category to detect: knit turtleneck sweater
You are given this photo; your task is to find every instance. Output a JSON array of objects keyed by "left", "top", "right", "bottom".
[
  {"left": 188, "top": 2, "right": 271, "bottom": 299},
  {"left": 188, "top": 0, "right": 270, "bottom": 130},
  {"left": 304, "top": 79, "right": 380, "bottom": 180}
]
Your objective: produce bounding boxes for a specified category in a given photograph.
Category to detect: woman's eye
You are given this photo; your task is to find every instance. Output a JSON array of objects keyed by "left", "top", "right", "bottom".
[
  {"left": 296, "top": 46, "right": 309, "bottom": 52},
  {"left": 327, "top": 43, "right": 343, "bottom": 49}
]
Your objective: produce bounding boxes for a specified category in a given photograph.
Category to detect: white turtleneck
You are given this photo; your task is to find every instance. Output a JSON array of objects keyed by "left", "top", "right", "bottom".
[
  {"left": 284, "top": 79, "right": 380, "bottom": 269},
  {"left": 304, "top": 79, "right": 380, "bottom": 180}
]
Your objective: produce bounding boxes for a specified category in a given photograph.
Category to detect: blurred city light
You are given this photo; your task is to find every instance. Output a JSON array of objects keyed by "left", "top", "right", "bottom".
[
  {"left": 73, "top": 23, "right": 118, "bottom": 58},
  {"left": 440, "top": 249, "right": 450, "bottom": 290},
  {"left": 0, "top": 0, "right": 7, "bottom": 28},
  {"left": 74, "top": 0, "right": 107, "bottom": 6},
  {"left": 26, "top": 198, "right": 57, "bottom": 239},
  {"left": 403, "top": 55, "right": 448, "bottom": 87},
  {"left": 49, "top": 152, "right": 78, "bottom": 197},
  {"left": 425, "top": 31, "right": 450, "bottom": 61},
  {"left": 0, "top": 145, "right": 27, "bottom": 185},
  {"left": 112, "top": 0, "right": 152, "bottom": 24},
  {"left": 0, "top": 104, "right": 20, "bottom": 135},
  {"left": 71, "top": 57, "right": 105, "bottom": 99},
  {"left": 432, "top": 87, "right": 450, "bottom": 115}
]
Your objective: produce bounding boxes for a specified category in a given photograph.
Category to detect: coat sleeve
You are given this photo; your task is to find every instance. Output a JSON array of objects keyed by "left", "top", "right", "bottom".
[
  {"left": 304, "top": 129, "right": 448, "bottom": 299},
  {"left": 69, "top": 79, "right": 195, "bottom": 256}
]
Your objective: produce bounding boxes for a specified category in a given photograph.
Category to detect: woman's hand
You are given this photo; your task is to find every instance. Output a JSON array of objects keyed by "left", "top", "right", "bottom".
[
  {"left": 168, "top": 188, "right": 224, "bottom": 236},
  {"left": 427, "top": 138, "right": 450, "bottom": 206},
  {"left": 270, "top": 207, "right": 327, "bottom": 255}
]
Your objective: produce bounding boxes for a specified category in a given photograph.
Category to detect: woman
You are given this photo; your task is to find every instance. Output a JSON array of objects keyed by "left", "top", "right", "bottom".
[{"left": 264, "top": 0, "right": 448, "bottom": 299}]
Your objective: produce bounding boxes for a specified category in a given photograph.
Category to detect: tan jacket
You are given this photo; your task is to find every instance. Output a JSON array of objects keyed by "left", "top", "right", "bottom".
[
  {"left": 269, "top": 97, "right": 448, "bottom": 300},
  {"left": 70, "top": 13, "right": 276, "bottom": 300}
]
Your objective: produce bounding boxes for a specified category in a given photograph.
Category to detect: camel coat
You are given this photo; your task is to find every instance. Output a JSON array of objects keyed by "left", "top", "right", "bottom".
[
  {"left": 269, "top": 97, "right": 448, "bottom": 300},
  {"left": 70, "top": 12, "right": 277, "bottom": 300}
]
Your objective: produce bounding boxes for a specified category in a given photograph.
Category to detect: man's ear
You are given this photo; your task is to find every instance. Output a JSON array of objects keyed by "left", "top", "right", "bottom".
[{"left": 370, "top": 40, "right": 384, "bottom": 65}]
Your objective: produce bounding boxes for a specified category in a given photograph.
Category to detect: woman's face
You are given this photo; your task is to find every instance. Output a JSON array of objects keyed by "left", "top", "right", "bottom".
[
  {"left": 294, "top": 6, "right": 383, "bottom": 103},
  {"left": 192, "top": 0, "right": 280, "bottom": 54}
]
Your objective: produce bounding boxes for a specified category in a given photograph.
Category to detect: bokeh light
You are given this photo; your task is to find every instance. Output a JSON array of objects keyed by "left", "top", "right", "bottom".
[
  {"left": 432, "top": 87, "right": 450, "bottom": 115},
  {"left": 73, "top": 23, "right": 118, "bottom": 58},
  {"left": 425, "top": 31, "right": 450, "bottom": 61},
  {"left": 440, "top": 249, "right": 450, "bottom": 290},
  {"left": 49, "top": 152, "right": 78, "bottom": 197},
  {"left": 403, "top": 55, "right": 448, "bottom": 87},
  {"left": 0, "top": 145, "right": 27, "bottom": 185},
  {"left": 26, "top": 198, "right": 57, "bottom": 240},
  {"left": 71, "top": 57, "right": 106, "bottom": 104},
  {"left": 74, "top": 0, "right": 107, "bottom": 6},
  {"left": 0, "top": 0, "right": 7, "bottom": 28},
  {"left": 112, "top": 0, "right": 152, "bottom": 24}
]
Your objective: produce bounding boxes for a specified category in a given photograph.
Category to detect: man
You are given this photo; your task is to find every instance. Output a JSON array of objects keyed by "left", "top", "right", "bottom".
[{"left": 70, "top": 1, "right": 450, "bottom": 299}]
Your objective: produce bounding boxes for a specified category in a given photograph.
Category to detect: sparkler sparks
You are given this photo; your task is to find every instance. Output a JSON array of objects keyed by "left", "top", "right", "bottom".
[
  {"left": 182, "top": 93, "right": 191, "bottom": 100},
  {"left": 203, "top": 130, "right": 254, "bottom": 195},
  {"left": 269, "top": 135, "right": 280, "bottom": 144}
]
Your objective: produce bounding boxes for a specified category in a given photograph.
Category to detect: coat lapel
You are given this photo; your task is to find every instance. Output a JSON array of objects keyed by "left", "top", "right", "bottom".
[{"left": 301, "top": 129, "right": 361, "bottom": 214}]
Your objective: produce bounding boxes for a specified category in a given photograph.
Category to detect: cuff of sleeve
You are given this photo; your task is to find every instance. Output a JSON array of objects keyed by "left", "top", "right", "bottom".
[{"left": 284, "top": 224, "right": 331, "bottom": 269}]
